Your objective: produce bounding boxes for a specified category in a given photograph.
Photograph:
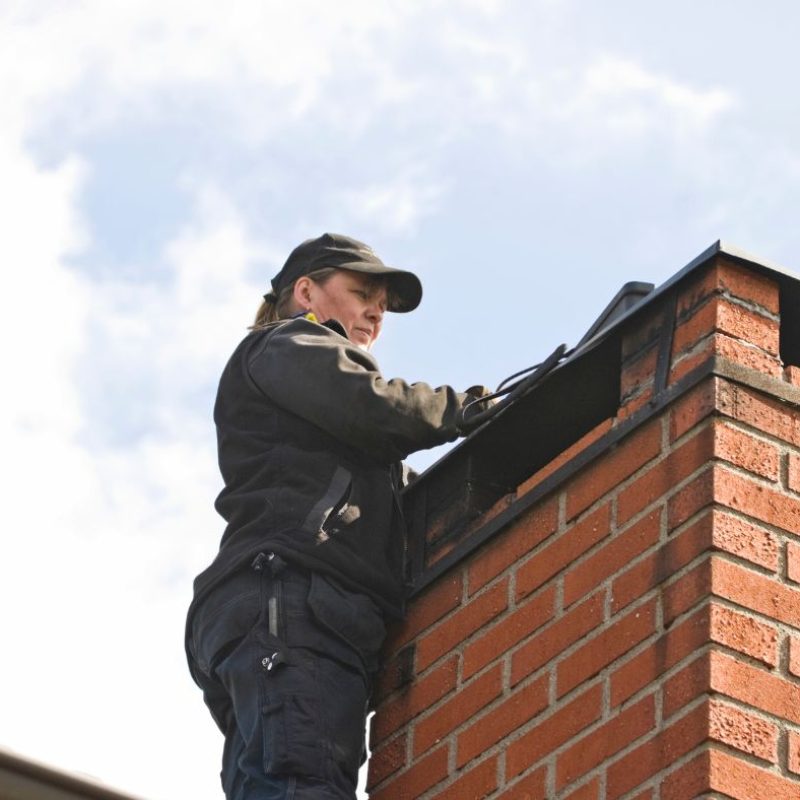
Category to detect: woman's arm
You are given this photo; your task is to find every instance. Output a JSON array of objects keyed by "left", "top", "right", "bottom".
[{"left": 246, "top": 318, "right": 468, "bottom": 463}]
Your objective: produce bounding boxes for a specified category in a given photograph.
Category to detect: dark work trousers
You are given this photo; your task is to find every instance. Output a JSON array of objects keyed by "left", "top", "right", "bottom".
[{"left": 188, "top": 554, "right": 387, "bottom": 799}]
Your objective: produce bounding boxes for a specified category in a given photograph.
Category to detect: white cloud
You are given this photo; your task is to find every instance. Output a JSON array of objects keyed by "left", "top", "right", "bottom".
[
  {"left": 0, "top": 132, "right": 94, "bottom": 528},
  {"left": 575, "top": 55, "right": 736, "bottom": 138},
  {"left": 340, "top": 173, "right": 446, "bottom": 234},
  {"left": 0, "top": 108, "right": 262, "bottom": 798},
  {"left": 1, "top": 0, "right": 417, "bottom": 137}
]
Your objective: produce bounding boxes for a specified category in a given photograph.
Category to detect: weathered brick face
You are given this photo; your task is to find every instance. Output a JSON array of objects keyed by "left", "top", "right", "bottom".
[{"left": 369, "top": 253, "right": 800, "bottom": 799}]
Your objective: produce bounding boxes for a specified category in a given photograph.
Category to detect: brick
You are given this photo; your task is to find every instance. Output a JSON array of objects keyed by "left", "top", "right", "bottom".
[
  {"left": 467, "top": 497, "right": 558, "bottom": 595},
  {"left": 713, "top": 421, "right": 781, "bottom": 481},
  {"left": 647, "top": 603, "right": 778, "bottom": 702},
  {"left": 788, "top": 541, "right": 800, "bottom": 584},
  {"left": 717, "top": 298, "right": 780, "bottom": 354},
  {"left": 710, "top": 509, "right": 779, "bottom": 572},
  {"left": 672, "top": 332, "right": 783, "bottom": 385},
  {"left": 711, "top": 556, "right": 800, "bottom": 628},
  {"left": 617, "top": 426, "right": 712, "bottom": 524},
  {"left": 556, "top": 694, "right": 655, "bottom": 790},
  {"left": 557, "top": 598, "right": 657, "bottom": 698},
  {"left": 416, "top": 579, "right": 509, "bottom": 672},
  {"left": 660, "top": 750, "right": 712, "bottom": 800},
  {"left": 606, "top": 701, "right": 708, "bottom": 799},
  {"left": 506, "top": 684, "right": 603, "bottom": 778},
  {"left": 517, "top": 418, "right": 613, "bottom": 499},
  {"left": 367, "top": 732, "right": 407, "bottom": 788},
  {"left": 717, "top": 257, "right": 780, "bottom": 312},
  {"left": 611, "top": 514, "right": 711, "bottom": 614},
  {"left": 511, "top": 591, "right": 604, "bottom": 686},
  {"left": 679, "top": 258, "right": 780, "bottom": 317},
  {"left": 708, "top": 696, "right": 778, "bottom": 761},
  {"left": 617, "top": 386, "right": 654, "bottom": 418},
  {"left": 677, "top": 264, "right": 715, "bottom": 318},
  {"left": 385, "top": 572, "right": 463, "bottom": 653},
  {"left": 790, "top": 453, "right": 800, "bottom": 494},
  {"left": 370, "top": 743, "right": 448, "bottom": 800},
  {"left": 374, "top": 645, "right": 417, "bottom": 702},
  {"left": 670, "top": 336, "right": 716, "bottom": 385},
  {"left": 708, "top": 602, "right": 779, "bottom": 667},
  {"left": 710, "top": 650, "right": 800, "bottom": 724},
  {"left": 663, "top": 559, "right": 712, "bottom": 625},
  {"left": 789, "top": 730, "right": 800, "bottom": 775},
  {"left": 672, "top": 297, "right": 718, "bottom": 357},
  {"left": 563, "top": 777, "right": 600, "bottom": 800},
  {"left": 666, "top": 507, "right": 778, "bottom": 575},
  {"left": 669, "top": 377, "right": 718, "bottom": 442},
  {"left": 564, "top": 509, "right": 660, "bottom": 607},
  {"left": 611, "top": 605, "right": 709, "bottom": 708},
  {"left": 719, "top": 382, "right": 800, "bottom": 447},
  {"left": 786, "top": 365, "right": 800, "bottom": 386},
  {"left": 434, "top": 756, "right": 498, "bottom": 800},
  {"left": 789, "top": 636, "right": 800, "bottom": 678},
  {"left": 463, "top": 585, "right": 555, "bottom": 679},
  {"left": 708, "top": 747, "right": 800, "bottom": 800},
  {"left": 663, "top": 652, "right": 711, "bottom": 718},
  {"left": 715, "top": 331, "right": 783, "bottom": 376},
  {"left": 610, "top": 552, "right": 663, "bottom": 614},
  {"left": 667, "top": 467, "right": 714, "bottom": 530},
  {"left": 673, "top": 296, "right": 779, "bottom": 357},
  {"left": 460, "top": 491, "right": 517, "bottom": 542},
  {"left": 515, "top": 504, "right": 611, "bottom": 601},
  {"left": 456, "top": 675, "right": 548, "bottom": 767},
  {"left": 566, "top": 420, "right": 662, "bottom": 520},
  {"left": 413, "top": 665, "right": 503, "bottom": 757},
  {"left": 715, "top": 466, "right": 800, "bottom": 535},
  {"left": 621, "top": 344, "right": 658, "bottom": 403},
  {"left": 496, "top": 765, "right": 547, "bottom": 800},
  {"left": 371, "top": 655, "right": 458, "bottom": 743}
]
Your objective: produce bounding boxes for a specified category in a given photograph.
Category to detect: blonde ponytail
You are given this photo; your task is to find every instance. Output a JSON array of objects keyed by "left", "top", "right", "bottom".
[{"left": 249, "top": 267, "right": 337, "bottom": 331}]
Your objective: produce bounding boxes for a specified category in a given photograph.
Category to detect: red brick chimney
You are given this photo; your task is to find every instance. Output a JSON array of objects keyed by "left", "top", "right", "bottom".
[{"left": 368, "top": 243, "right": 800, "bottom": 799}]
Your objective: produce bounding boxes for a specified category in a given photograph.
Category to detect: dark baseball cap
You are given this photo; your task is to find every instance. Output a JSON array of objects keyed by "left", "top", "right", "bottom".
[{"left": 269, "top": 233, "right": 422, "bottom": 313}]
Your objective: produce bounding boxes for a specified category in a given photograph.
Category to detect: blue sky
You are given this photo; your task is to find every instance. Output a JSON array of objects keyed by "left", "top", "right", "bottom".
[{"left": 3, "top": 2, "right": 800, "bottom": 798}]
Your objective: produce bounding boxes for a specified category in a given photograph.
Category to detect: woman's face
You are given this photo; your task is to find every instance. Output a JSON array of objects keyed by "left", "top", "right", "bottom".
[{"left": 301, "top": 270, "right": 388, "bottom": 350}]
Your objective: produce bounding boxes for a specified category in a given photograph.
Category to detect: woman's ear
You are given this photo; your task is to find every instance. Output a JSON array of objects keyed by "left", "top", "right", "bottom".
[{"left": 292, "top": 276, "right": 312, "bottom": 310}]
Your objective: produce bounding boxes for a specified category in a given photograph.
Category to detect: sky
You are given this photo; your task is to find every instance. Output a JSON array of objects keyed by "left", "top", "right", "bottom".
[{"left": 2, "top": 2, "right": 800, "bottom": 798}]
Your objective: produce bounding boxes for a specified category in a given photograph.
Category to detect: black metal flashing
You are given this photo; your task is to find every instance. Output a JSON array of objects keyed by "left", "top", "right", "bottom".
[
  {"left": 409, "top": 354, "right": 800, "bottom": 596},
  {"left": 574, "top": 281, "right": 655, "bottom": 350},
  {"left": 403, "top": 241, "right": 800, "bottom": 592},
  {"left": 651, "top": 290, "right": 678, "bottom": 403}
]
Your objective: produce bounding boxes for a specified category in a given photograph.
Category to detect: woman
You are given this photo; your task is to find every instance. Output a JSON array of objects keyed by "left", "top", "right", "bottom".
[{"left": 186, "top": 233, "right": 478, "bottom": 799}]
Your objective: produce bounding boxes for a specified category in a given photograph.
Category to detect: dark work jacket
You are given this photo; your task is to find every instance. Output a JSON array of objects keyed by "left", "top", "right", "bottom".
[{"left": 188, "top": 317, "right": 468, "bottom": 623}]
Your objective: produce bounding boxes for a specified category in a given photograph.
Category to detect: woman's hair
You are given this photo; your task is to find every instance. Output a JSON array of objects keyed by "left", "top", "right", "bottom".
[{"left": 249, "top": 267, "right": 337, "bottom": 330}]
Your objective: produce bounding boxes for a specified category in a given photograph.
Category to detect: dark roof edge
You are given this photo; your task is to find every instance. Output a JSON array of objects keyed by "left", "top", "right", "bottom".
[
  {"left": 0, "top": 747, "right": 146, "bottom": 800},
  {"left": 410, "top": 353, "right": 800, "bottom": 596},
  {"left": 413, "top": 240, "right": 798, "bottom": 481}
]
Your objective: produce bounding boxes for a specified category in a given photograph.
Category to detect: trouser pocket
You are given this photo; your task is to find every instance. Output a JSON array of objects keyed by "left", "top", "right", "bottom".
[
  {"left": 305, "top": 572, "right": 386, "bottom": 677},
  {"left": 261, "top": 687, "right": 326, "bottom": 778},
  {"left": 260, "top": 652, "right": 369, "bottom": 792}
]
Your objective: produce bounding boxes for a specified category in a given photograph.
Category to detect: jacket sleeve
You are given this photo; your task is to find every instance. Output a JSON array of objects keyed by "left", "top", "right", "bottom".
[{"left": 246, "top": 318, "right": 468, "bottom": 463}]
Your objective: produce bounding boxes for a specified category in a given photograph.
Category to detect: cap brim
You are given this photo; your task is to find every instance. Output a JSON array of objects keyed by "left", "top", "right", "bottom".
[{"left": 337, "top": 262, "right": 422, "bottom": 313}]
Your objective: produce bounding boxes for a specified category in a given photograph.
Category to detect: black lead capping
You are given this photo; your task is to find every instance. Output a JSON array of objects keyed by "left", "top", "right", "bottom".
[{"left": 403, "top": 241, "right": 800, "bottom": 592}]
